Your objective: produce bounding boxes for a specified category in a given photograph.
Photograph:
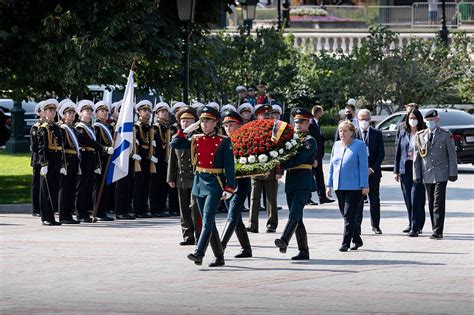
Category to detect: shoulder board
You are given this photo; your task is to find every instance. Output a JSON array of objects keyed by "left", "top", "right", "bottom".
[
  {"left": 439, "top": 127, "right": 449, "bottom": 133},
  {"left": 218, "top": 135, "right": 228, "bottom": 139},
  {"left": 33, "top": 121, "right": 42, "bottom": 128},
  {"left": 135, "top": 121, "right": 142, "bottom": 126},
  {"left": 40, "top": 122, "right": 49, "bottom": 128},
  {"left": 191, "top": 134, "right": 204, "bottom": 140}
]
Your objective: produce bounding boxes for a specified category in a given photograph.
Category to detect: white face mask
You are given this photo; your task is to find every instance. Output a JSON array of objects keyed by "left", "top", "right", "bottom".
[
  {"left": 408, "top": 119, "right": 418, "bottom": 127},
  {"left": 359, "top": 120, "right": 370, "bottom": 131}
]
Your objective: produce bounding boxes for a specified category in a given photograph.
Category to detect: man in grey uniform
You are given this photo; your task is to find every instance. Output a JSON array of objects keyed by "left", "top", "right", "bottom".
[{"left": 414, "top": 110, "right": 458, "bottom": 240}]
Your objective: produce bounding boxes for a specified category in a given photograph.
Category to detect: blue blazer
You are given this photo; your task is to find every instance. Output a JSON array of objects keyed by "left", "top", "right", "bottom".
[{"left": 328, "top": 139, "right": 369, "bottom": 191}]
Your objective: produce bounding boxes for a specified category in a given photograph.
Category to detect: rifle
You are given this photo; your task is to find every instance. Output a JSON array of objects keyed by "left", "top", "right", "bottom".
[{"left": 149, "top": 97, "right": 157, "bottom": 174}]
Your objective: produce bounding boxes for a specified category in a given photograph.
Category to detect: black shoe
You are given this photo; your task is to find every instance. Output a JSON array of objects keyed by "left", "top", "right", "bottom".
[
  {"left": 163, "top": 211, "right": 170, "bottom": 217},
  {"left": 60, "top": 219, "right": 80, "bottom": 224},
  {"left": 234, "top": 249, "right": 252, "bottom": 258},
  {"left": 187, "top": 252, "right": 203, "bottom": 265},
  {"left": 350, "top": 243, "right": 363, "bottom": 250},
  {"left": 246, "top": 226, "right": 258, "bottom": 233},
  {"left": 42, "top": 220, "right": 61, "bottom": 226},
  {"left": 97, "top": 216, "right": 114, "bottom": 221},
  {"left": 116, "top": 214, "right": 135, "bottom": 220},
  {"left": 135, "top": 213, "right": 152, "bottom": 218},
  {"left": 277, "top": 206, "right": 282, "bottom": 211},
  {"left": 418, "top": 230, "right": 423, "bottom": 234},
  {"left": 242, "top": 207, "right": 249, "bottom": 213},
  {"left": 372, "top": 227, "right": 383, "bottom": 234},
  {"left": 291, "top": 251, "right": 310, "bottom": 260},
  {"left": 32, "top": 212, "right": 41, "bottom": 217},
  {"left": 180, "top": 239, "right": 196, "bottom": 246},
  {"left": 266, "top": 226, "right": 276, "bottom": 233},
  {"left": 169, "top": 211, "right": 179, "bottom": 216},
  {"left": 319, "top": 196, "right": 335, "bottom": 204},
  {"left": 408, "top": 231, "right": 419, "bottom": 237},
  {"left": 403, "top": 226, "right": 411, "bottom": 233},
  {"left": 259, "top": 206, "right": 266, "bottom": 212},
  {"left": 208, "top": 257, "right": 225, "bottom": 267},
  {"left": 306, "top": 199, "right": 318, "bottom": 206},
  {"left": 430, "top": 234, "right": 443, "bottom": 240},
  {"left": 275, "top": 238, "right": 288, "bottom": 254},
  {"left": 79, "top": 218, "right": 92, "bottom": 223},
  {"left": 339, "top": 245, "right": 349, "bottom": 252},
  {"left": 151, "top": 212, "right": 166, "bottom": 218}
]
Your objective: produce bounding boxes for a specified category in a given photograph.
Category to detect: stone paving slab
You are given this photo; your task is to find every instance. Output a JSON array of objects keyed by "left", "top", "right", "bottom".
[{"left": 1, "top": 164, "right": 473, "bottom": 314}]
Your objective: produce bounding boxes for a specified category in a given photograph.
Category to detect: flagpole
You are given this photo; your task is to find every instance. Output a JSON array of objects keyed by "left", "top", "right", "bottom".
[{"left": 92, "top": 63, "right": 135, "bottom": 222}]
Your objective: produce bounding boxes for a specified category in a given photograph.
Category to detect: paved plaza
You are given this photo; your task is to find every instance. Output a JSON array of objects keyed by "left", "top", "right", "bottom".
[{"left": 1, "top": 162, "right": 473, "bottom": 314}]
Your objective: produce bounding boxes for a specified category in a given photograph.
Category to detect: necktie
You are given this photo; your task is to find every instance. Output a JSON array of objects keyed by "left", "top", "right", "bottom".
[
  {"left": 429, "top": 132, "right": 434, "bottom": 143},
  {"left": 363, "top": 130, "right": 368, "bottom": 144}
]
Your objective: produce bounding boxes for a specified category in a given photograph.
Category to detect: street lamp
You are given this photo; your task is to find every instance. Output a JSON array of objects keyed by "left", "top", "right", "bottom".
[
  {"left": 177, "top": 0, "right": 196, "bottom": 104},
  {"left": 240, "top": 0, "right": 258, "bottom": 36},
  {"left": 439, "top": 0, "right": 449, "bottom": 46}
]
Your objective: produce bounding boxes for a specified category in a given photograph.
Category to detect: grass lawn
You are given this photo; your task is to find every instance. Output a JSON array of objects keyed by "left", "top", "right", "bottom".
[{"left": 0, "top": 150, "right": 32, "bottom": 204}]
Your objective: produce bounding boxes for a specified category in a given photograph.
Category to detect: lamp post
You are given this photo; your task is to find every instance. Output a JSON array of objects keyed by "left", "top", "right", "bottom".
[
  {"left": 240, "top": 0, "right": 258, "bottom": 36},
  {"left": 439, "top": 0, "right": 449, "bottom": 46},
  {"left": 177, "top": 0, "right": 196, "bottom": 104},
  {"left": 277, "top": 0, "right": 282, "bottom": 31},
  {"left": 5, "top": 101, "right": 29, "bottom": 154}
]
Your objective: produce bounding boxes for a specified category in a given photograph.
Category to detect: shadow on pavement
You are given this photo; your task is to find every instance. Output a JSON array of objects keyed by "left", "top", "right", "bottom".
[{"left": 361, "top": 249, "right": 467, "bottom": 255}]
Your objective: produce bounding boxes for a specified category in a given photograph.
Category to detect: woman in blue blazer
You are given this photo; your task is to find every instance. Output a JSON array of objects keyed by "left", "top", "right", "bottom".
[
  {"left": 327, "top": 121, "right": 369, "bottom": 251},
  {"left": 394, "top": 108, "right": 426, "bottom": 237}
]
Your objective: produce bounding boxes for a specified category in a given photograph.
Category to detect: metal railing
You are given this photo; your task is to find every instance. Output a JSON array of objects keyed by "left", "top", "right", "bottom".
[{"left": 227, "top": 2, "right": 472, "bottom": 29}]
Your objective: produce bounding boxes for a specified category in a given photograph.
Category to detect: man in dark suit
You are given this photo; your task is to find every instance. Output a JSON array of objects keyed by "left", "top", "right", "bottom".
[
  {"left": 308, "top": 105, "right": 334, "bottom": 205},
  {"left": 354, "top": 109, "right": 385, "bottom": 237}
]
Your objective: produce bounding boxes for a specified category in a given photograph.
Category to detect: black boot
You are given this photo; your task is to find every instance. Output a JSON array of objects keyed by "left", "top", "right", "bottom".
[
  {"left": 234, "top": 221, "right": 252, "bottom": 257},
  {"left": 188, "top": 227, "right": 212, "bottom": 265},
  {"left": 220, "top": 220, "right": 237, "bottom": 251},
  {"left": 209, "top": 227, "right": 225, "bottom": 267},
  {"left": 274, "top": 219, "right": 298, "bottom": 254},
  {"left": 292, "top": 222, "right": 309, "bottom": 260}
]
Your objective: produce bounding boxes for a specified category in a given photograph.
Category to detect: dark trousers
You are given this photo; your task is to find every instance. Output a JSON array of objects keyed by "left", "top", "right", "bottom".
[
  {"left": 178, "top": 187, "right": 201, "bottom": 242},
  {"left": 115, "top": 159, "right": 134, "bottom": 215},
  {"left": 75, "top": 151, "right": 95, "bottom": 220},
  {"left": 286, "top": 190, "right": 310, "bottom": 249},
  {"left": 58, "top": 156, "right": 79, "bottom": 221},
  {"left": 31, "top": 164, "right": 41, "bottom": 214},
  {"left": 149, "top": 162, "right": 168, "bottom": 214},
  {"left": 425, "top": 181, "right": 448, "bottom": 236},
  {"left": 169, "top": 187, "right": 179, "bottom": 213},
  {"left": 133, "top": 159, "right": 150, "bottom": 214},
  {"left": 195, "top": 194, "right": 222, "bottom": 258},
  {"left": 356, "top": 174, "right": 381, "bottom": 229},
  {"left": 224, "top": 178, "right": 252, "bottom": 250},
  {"left": 336, "top": 190, "right": 363, "bottom": 247},
  {"left": 400, "top": 160, "right": 426, "bottom": 232},
  {"left": 39, "top": 159, "right": 61, "bottom": 222},
  {"left": 313, "top": 159, "right": 326, "bottom": 199},
  {"left": 93, "top": 154, "right": 114, "bottom": 218},
  {"left": 249, "top": 178, "right": 278, "bottom": 230}
]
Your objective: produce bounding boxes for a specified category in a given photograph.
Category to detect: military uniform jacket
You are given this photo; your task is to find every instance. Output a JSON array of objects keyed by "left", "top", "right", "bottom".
[
  {"left": 281, "top": 132, "right": 317, "bottom": 193},
  {"left": 171, "top": 131, "right": 235, "bottom": 196},
  {"left": 167, "top": 133, "right": 194, "bottom": 189},
  {"left": 153, "top": 121, "right": 170, "bottom": 163},
  {"left": 75, "top": 121, "right": 108, "bottom": 154},
  {"left": 30, "top": 121, "right": 42, "bottom": 167},
  {"left": 135, "top": 120, "right": 152, "bottom": 160},
  {"left": 93, "top": 121, "right": 114, "bottom": 157},
  {"left": 414, "top": 127, "right": 458, "bottom": 184},
  {"left": 37, "top": 121, "right": 64, "bottom": 168},
  {"left": 60, "top": 123, "right": 81, "bottom": 159}
]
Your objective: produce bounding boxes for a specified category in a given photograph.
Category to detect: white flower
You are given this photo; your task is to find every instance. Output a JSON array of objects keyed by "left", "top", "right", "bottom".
[
  {"left": 258, "top": 154, "right": 268, "bottom": 163},
  {"left": 293, "top": 132, "right": 299, "bottom": 139},
  {"left": 291, "top": 139, "right": 298, "bottom": 146},
  {"left": 278, "top": 148, "right": 284, "bottom": 154},
  {"left": 285, "top": 142, "right": 293, "bottom": 150},
  {"left": 248, "top": 155, "right": 257, "bottom": 164},
  {"left": 269, "top": 150, "right": 278, "bottom": 158},
  {"left": 239, "top": 157, "right": 248, "bottom": 164}
]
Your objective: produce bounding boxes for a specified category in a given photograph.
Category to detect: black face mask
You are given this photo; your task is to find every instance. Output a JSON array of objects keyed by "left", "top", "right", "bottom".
[{"left": 346, "top": 113, "right": 353, "bottom": 120}]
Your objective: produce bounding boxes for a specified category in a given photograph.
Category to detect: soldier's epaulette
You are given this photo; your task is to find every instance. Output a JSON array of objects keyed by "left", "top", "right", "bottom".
[
  {"left": 191, "top": 133, "right": 204, "bottom": 140},
  {"left": 40, "top": 121, "right": 49, "bottom": 128},
  {"left": 218, "top": 134, "right": 228, "bottom": 139},
  {"left": 135, "top": 121, "right": 142, "bottom": 126},
  {"left": 439, "top": 127, "right": 450, "bottom": 133}
]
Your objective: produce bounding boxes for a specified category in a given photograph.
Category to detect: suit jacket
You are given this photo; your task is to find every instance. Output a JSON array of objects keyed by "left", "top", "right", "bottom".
[
  {"left": 414, "top": 127, "right": 458, "bottom": 183},
  {"left": 309, "top": 119, "right": 324, "bottom": 161},
  {"left": 355, "top": 127, "right": 385, "bottom": 177}
]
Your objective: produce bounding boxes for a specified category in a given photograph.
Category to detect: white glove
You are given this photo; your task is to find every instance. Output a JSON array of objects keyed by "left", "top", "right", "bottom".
[
  {"left": 107, "top": 147, "right": 114, "bottom": 155},
  {"left": 150, "top": 156, "right": 158, "bottom": 163},
  {"left": 40, "top": 166, "right": 48, "bottom": 176},
  {"left": 132, "top": 154, "right": 142, "bottom": 161},
  {"left": 222, "top": 191, "right": 232, "bottom": 200},
  {"left": 60, "top": 167, "right": 67, "bottom": 176},
  {"left": 94, "top": 168, "right": 102, "bottom": 175},
  {"left": 136, "top": 139, "right": 139, "bottom": 145},
  {"left": 183, "top": 121, "right": 200, "bottom": 134},
  {"left": 152, "top": 140, "right": 156, "bottom": 147}
]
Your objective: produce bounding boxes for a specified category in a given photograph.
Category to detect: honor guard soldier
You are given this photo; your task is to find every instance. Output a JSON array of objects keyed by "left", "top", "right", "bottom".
[
  {"left": 149, "top": 101, "right": 172, "bottom": 217},
  {"left": 247, "top": 86, "right": 257, "bottom": 106},
  {"left": 191, "top": 101, "right": 205, "bottom": 112},
  {"left": 256, "top": 80, "right": 269, "bottom": 105},
  {"left": 220, "top": 109, "right": 253, "bottom": 258},
  {"left": 30, "top": 101, "right": 45, "bottom": 217},
  {"left": 237, "top": 103, "right": 254, "bottom": 124},
  {"left": 114, "top": 101, "right": 137, "bottom": 220},
  {"left": 180, "top": 106, "right": 235, "bottom": 267},
  {"left": 57, "top": 101, "right": 80, "bottom": 224},
  {"left": 75, "top": 100, "right": 114, "bottom": 223},
  {"left": 275, "top": 108, "right": 317, "bottom": 260},
  {"left": 37, "top": 99, "right": 64, "bottom": 225},
  {"left": 414, "top": 109, "right": 458, "bottom": 240},
  {"left": 234, "top": 85, "right": 248, "bottom": 108},
  {"left": 93, "top": 101, "right": 115, "bottom": 221},
  {"left": 133, "top": 100, "right": 158, "bottom": 218},
  {"left": 168, "top": 106, "right": 202, "bottom": 245},
  {"left": 247, "top": 104, "right": 280, "bottom": 233}
]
